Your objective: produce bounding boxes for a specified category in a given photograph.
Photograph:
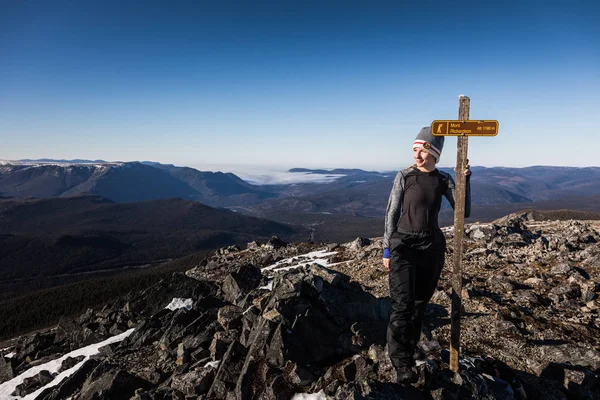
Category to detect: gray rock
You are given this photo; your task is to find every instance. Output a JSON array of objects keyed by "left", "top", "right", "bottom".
[
  {"left": 170, "top": 367, "right": 215, "bottom": 395},
  {"left": 348, "top": 237, "right": 371, "bottom": 252},
  {"left": 0, "top": 356, "right": 15, "bottom": 384},
  {"left": 210, "top": 330, "right": 238, "bottom": 361},
  {"left": 207, "top": 341, "right": 248, "bottom": 399},
  {"left": 265, "top": 236, "right": 288, "bottom": 250},
  {"left": 75, "top": 362, "right": 151, "bottom": 400},
  {"left": 12, "top": 370, "right": 55, "bottom": 397},
  {"left": 217, "top": 305, "right": 244, "bottom": 331},
  {"left": 551, "top": 263, "right": 572, "bottom": 275},
  {"left": 58, "top": 355, "right": 85, "bottom": 373}
]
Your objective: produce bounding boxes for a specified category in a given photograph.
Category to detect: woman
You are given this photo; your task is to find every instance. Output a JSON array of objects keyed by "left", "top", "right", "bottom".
[{"left": 382, "top": 126, "right": 471, "bottom": 384}]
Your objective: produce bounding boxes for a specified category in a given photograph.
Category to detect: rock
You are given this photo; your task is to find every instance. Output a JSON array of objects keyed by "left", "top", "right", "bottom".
[
  {"left": 176, "top": 343, "right": 188, "bottom": 366},
  {"left": 284, "top": 361, "right": 316, "bottom": 386},
  {"left": 551, "top": 263, "right": 572, "bottom": 275},
  {"left": 336, "top": 358, "right": 358, "bottom": 383},
  {"left": 221, "top": 264, "right": 262, "bottom": 304},
  {"left": 58, "top": 355, "right": 85, "bottom": 372},
  {"left": 217, "top": 305, "right": 244, "bottom": 331},
  {"left": 367, "top": 344, "right": 395, "bottom": 382},
  {"left": 207, "top": 341, "right": 248, "bottom": 399},
  {"left": 37, "top": 358, "right": 101, "bottom": 400},
  {"left": 75, "top": 362, "right": 151, "bottom": 400},
  {"left": 260, "top": 374, "right": 294, "bottom": 400},
  {"left": 12, "top": 370, "right": 55, "bottom": 397},
  {"left": 210, "top": 330, "right": 238, "bottom": 361},
  {"left": 0, "top": 355, "right": 15, "bottom": 384},
  {"left": 347, "top": 237, "right": 371, "bottom": 252},
  {"left": 216, "top": 245, "right": 241, "bottom": 256},
  {"left": 309, "top": 264, "right": 342, "bottom": 286},
  {"left": 170, "top": 367, "right": 215, "bottom": 395},
  {"left": 263, "top": 323, "right": 285, "bottom": 368},
  {"left": 265, "top": 236, "right": 288, "bottom": 250}
]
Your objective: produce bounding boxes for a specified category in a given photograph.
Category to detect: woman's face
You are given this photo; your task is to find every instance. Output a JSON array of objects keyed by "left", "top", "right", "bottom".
[{"left": 413, "top": 147, "right": 436, "bottom": 170}]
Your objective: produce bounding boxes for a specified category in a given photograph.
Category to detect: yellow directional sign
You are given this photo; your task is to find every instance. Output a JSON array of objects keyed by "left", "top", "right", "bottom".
[{"left": 431, "top": 120, "right": 499, "bottom": 136}]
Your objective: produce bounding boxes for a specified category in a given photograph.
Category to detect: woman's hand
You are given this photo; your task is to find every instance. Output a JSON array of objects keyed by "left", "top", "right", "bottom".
[
  {"left": 455, "top": 159, "right": 471, "bottom": 177},
  {"left": 382, "top": 258, "right": 390, "bottom": 271}
]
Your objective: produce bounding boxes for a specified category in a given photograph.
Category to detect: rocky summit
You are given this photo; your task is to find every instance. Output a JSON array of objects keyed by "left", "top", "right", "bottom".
[{"left": 0, "top": 213, "right": 599, "bottom": 399}]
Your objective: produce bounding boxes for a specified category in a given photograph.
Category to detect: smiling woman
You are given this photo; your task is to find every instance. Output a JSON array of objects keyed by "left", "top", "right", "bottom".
[{"left": 382, "top": 126, "right": 471, "bottom": 384}]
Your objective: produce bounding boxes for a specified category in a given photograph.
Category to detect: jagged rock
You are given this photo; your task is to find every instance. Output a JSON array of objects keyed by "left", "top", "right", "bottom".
[
  {"left": 259, "top": 374, "right": 294, "bottom": 400},
  {"left": 129, "top": 387, "right": 186, "bottom": 400},
  {"left": 283, "top": 361, "right": 316, "bottom": 386},
  {"left": 247, "top": 240, "right": 260, "bottom": 250},
  {"left": 75, "top": 362, "right": 151, "bottom": 400},
  {"left": 54, "top": 316, "right": 79, "bottom": 344},
  {"left": 38, "top": 358, "right": 101, "bottom": 400},
  {"left": 58, "top": 355, "right": 86, "bottom": 372},
  {"left": 265, "top": 236, "right": 288, "bottom": 250},
  {"left": 0, "top": 355, "right": 15, "bottom": 384},
  {"left": 367, "top": 344, "right": 395, "bottom": 382},
  {"left": 309, "top": 264, "right": 342, "bottom": 286},
  {"left": 170, "top": 366, "right": 216, "bottom": 395},
  {"left": 98, "top": 343, "right": 119, "bottom": 357},
  {"left": 210, "top": 330, "right": 238, "bottom": 361},
  {"left": 221, "top": 264, "right": 262, "bottom": 304},
  {"left": 467, "top": 223, "right": 498, "bottom": 241},
  {"left": 216, "top": 245, "right": 240, "bottom": 256},
  {"left": 217, "top": 305, "right": 244, "bottom": 331},
  {"left": 207, "top": 341, "right": 248, "bottom": 399},
  {"left": 347, "top": 237, "right": 371, "bottom": 252},
  {"left": 12, "top": 369, "right": 55, "bottom": 397},
  {"left": 176, "top": 343, "right": 188, "bottom": 366},
  {"left": 551, "top": 263, "right": 572, "bottom": 274}
]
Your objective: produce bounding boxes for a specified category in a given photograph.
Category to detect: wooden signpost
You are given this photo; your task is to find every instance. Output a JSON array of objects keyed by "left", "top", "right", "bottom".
[{"left": 431, "top": 96, "right": 499, "bottom": 374}]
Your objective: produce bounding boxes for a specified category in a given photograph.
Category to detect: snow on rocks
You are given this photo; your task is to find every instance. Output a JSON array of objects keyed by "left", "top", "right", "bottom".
[
  {"left": 165, "top": 298, "right": 193, "bottom": 311},
  {"left": 0, "top": 329, "right": 133, "bottom": 400}
]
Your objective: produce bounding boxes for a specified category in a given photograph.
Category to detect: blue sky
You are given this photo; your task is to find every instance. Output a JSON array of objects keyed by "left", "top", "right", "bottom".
[{"left": 1, "top": 0, "right": 599, "bottom": 171}]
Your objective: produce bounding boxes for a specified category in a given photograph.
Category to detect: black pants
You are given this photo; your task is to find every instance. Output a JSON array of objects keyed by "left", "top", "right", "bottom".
[{"left": 387, "top": 232, "right": 445, "bottom": 369}]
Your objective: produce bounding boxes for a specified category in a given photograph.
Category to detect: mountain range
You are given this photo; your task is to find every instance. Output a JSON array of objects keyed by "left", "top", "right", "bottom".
[
  {"left": 3, "top": 161, "right": 600, "bottom": 212},
  {"left": 0, "top": 161, "right": 276, "bottom": 207},
  {"left": 2, "top": 159, "right": 600, "bottom": 294}
]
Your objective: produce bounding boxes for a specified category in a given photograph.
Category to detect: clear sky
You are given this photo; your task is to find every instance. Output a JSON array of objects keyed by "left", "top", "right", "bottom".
[{"left": 1, "top": 0, "right": 599, "bottom": 171}]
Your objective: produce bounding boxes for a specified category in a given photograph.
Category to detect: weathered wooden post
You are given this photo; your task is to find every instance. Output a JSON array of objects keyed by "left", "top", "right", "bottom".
[
  {"left": 431, "top": 97, "right": 499, "bottom": 374},
  {"left": 450, "top": 95, "right": 470, "bottom": 373}
]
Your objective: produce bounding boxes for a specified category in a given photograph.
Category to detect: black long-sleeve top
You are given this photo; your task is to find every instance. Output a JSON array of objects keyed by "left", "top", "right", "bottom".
[{"left": 383, "top": 166, "right": 471, "bottom": 255}]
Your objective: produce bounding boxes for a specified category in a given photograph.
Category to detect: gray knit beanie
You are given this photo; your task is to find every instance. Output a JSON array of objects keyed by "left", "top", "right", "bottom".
[{"left": 413, "top": 126, "right": 444, "bottom": 162}]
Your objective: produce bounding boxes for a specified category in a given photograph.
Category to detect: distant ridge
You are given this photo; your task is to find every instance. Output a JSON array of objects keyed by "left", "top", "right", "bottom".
[
  {"left": 12, "top": 158, "right": 108, "bottom": 164},
  {"left": 0, "top": 161, "right": 276, "bottom": 206},
  {"left": 0, "top": 194, "right": 308, "bottom": 288}
]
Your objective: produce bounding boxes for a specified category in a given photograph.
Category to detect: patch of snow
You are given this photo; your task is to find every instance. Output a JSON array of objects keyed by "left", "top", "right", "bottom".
[
  {"left": 0, "top": 329, "right": 134, "bottom": 400},
  {"left": 262, "top": 250, "right": 338, "bottom": 274},
  {"left": 4, "top": 352, "right": 15, "bottom": 358},
  {"left": 204, "top": 360, "right": 220, "bottom": 369},
  {"left": 0, "top": 160, "right": 124, "bottom": 169},
  {"left": 242, "top": 306, "right": 255, "bottom": 315},
  {"left": 165, "top": 298, "right": 193, "bottom": 311},
  {"left": 260, "top": 250, "right": 340, "bottom": 276},
  {"left": 258, "top": 280, "right": 273, "bottom": 291},
  {"left": 291, "top": 390, "right": 328, "bottom": 400}
]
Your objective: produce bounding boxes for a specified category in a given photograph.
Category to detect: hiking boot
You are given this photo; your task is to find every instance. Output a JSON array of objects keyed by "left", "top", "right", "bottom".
[{"left": 396, "top": 367, "right": 418, "bottom": 384}]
